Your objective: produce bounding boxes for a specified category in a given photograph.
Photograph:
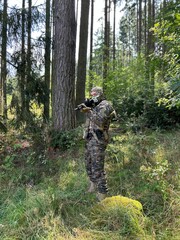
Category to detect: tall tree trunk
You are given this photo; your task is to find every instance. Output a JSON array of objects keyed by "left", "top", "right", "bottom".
[
  {"left": 144, "top": 0, "right": 147, "bottom": 55},
  {"left": 44, "top": 0, "right": 51, "bottom": 122},
  {"left": 103, "top": 0, "right": 111, "bottom": 92},
  {"left": 52, "top": 0, "right": 76, "bottom": 131},
  {"left": 150, "top": 0, "right": 155, "bottom": 93},
  {"left": 146, "top": 0, "right": 155, "bottom": 96},
  {"left": 51, "top": 0, "right": 55, "bottom": 115},
  {"left": 25, "top": 0, "right": 32, "bottom": 117},
  {"left": 20, "top": 0, "right": 26, "bottom": 119},
  {"left": 137, "top": 0, "right": 142, "bottom": 54},
  {"left": 0, "top": 0, "right": 7, "bottom": 118},
  {"left": 147, "top": 0, "right": 152, "bottom": 57},
  {"left": 76, "top": 0, "right": 90, "bottom": 124},
  {"left": 89, "top": 0, "right": 94, "bottom": 91},
  {"left": 128, "top": 12, "right": 131, "bottom": 63},
  {"left": 145, "top": 0, "right": 151, "bottom": 86},
  {"left": 75, "top": 0, "right": 79, "bottom": 25},
  {"left": 0, "top": 0, "right": 2, "bottom": 116},
  {"left": 161, "top": 0, "right": 166, "bottom": 81},
  {"left": 113, "top": 0, "right": 116, "bottom": 69},
  {"left": 137, "top": 0, "right": 139, "bottom": 53}
]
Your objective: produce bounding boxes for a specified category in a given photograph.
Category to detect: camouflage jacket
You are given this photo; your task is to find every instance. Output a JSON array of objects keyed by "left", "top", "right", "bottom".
[{"left": 84, "top": 100, "right": 116, "bottom": 141}]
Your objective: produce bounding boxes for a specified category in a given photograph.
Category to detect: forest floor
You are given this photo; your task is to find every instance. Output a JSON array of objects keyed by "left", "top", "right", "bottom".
[{"left": 0, "top": 125, "right": 180, "bottom": 239}]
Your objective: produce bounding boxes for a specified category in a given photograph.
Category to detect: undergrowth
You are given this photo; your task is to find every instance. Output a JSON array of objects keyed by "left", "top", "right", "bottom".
[{"left": 0, "top": 126, "right": 180, "bottom": 239}]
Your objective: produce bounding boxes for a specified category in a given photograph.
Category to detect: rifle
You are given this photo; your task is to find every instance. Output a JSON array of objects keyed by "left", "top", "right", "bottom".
[{"left": 74, "top": 98, "right": 96, "bottom": 111}]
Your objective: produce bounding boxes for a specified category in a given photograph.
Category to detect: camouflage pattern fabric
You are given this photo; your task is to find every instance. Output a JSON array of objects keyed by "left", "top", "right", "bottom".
[
  {"left": 85, "top": 137, "right": 108, "bottom": 193},
  {"left": 84, "top": 99, "right": 116, "bottom": 194}
]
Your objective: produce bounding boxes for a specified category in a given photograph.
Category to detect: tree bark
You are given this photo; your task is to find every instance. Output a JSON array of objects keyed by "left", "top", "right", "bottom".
[
  {"left": 52, "top": 0, "right": 76, "bottom": 131},
  {"left": 137, "top": 0, "right": 142, "bottom": 54},
  {"left": 103, "top": 0, "right": 111, "bottom": 92},
  {"left": 44, "top": 0, "right": 51, "bottom": 122},
  {"left": 89, "top": 0, "right": 94, "bottom": 91},
  {"left": 0, "top": 0, "right": 2, "bottom": 116},
  {"left": 25, "top": 0, "right": 32, "bottom": 116},
  {"left": 0, "top": 0, "right": 7, "bottom": 118},
  {"left": 113, "top": 0, "right": 116, "bottom": 69},
  {"left": 20, "top": 0, "right": 26, "bottom": 118},
  {"left": 51, "top": 0, "right": 55, "bottom": 115},
  {"left": 76, "top": 0, "right": 90, "bottom": 124},
  {"left": 147, "top": 0, "right": 152, "bottom": 56},
  {"left": 146, "top": 0, "right": 155, "bottom": 96},
  {"left": 144, "top": 0, "right": 147, "bottom": 55}
]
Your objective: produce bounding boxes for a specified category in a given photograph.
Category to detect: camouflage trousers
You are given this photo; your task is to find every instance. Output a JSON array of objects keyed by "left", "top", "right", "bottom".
[{"left": 85, "top": 136, "right": 108, "bottom": 194}]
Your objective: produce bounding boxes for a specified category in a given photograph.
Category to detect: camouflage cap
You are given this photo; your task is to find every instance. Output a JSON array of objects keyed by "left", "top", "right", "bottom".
[{"left": 91, "top": 86, "right": 103, "bottom": 96}]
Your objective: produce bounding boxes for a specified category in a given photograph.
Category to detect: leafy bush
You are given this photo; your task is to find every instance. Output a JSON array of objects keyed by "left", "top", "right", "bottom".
[
  {"left": 49, "top": 127, "right": 83, "bottom": 150},
  {"left": 116, "top": 95, "right": 180, "bottom": 130},
  {"left": 143, "top": 100, "right": 180, "bottom": 128}
]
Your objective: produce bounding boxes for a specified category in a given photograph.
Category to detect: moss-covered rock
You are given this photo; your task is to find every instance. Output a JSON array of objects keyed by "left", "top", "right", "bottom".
[{"left": 91, "top": 195, "right": 146, "bottom": 237}]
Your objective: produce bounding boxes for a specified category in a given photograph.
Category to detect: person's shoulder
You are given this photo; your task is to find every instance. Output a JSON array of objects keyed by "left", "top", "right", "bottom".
[
  {"left": 99, "top": 100, "right": 115, "bottom": 113},
  {"left": 100, "top": 99, "right": 113, "bottom": 107},
  {"left": 100, "top": 99, "right": 110, "bottom": 105}
]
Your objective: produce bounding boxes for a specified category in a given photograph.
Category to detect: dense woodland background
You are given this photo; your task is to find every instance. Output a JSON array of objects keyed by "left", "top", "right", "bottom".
[
  {"left": 0, "top": 0, "right": 180, "bottom": 239},
  {"left": 0, "top": 0, "right": 179, "bottom": 130}
]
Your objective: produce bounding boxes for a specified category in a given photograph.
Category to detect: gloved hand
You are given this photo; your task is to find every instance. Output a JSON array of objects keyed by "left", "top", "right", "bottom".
[
  {"left": 81, "top": 107, "right": 91, "bottom": 113},
  {"left": 79, "top": 103, "right": 91, "bottom": 113}
]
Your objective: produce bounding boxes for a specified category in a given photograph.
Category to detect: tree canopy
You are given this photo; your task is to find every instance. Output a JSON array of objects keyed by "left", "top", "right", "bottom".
[{"left": 0, "top": 0, "right": 179, "bottom": 131}]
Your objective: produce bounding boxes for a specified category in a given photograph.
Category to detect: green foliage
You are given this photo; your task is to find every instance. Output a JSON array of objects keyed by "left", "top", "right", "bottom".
[
  {"left": 143, "top": 99, "right": 179, "bottom": 128},
  {"left": 0, "top": 127, "right": 180, "bottom": 239},
  {"left": 87, "top": 0, "right": 179, "bottom": 132},
  {"left": 140, "top": 158, "right": 169, "bottom": 200},
  {"left": 105, "top": 56, "right": 147, "bottom": 103},
  {"left": 99, "top": 54, "right": 179, "bottom": 130},
  {"left": 5, "top": 3, "right": 47, "bottom": 128},
  {"left": 119, "top": 3, "right": 137, "bottom": 54},
  {"left": 0, "top": 129, "right": 58, "bottom": 185},
  {"left": 49, "top": 127, "right": 83, "bottom": 151},
  {"left": 151, "top": 0, "right": 180, "bottom": 108},
  {"left": 107, "top": 129, "right": 180, "bottom": 234},
  {"left": 0, "top": 119, "right": 7, "bottom": 133},
  {"left": 113, "top": 94, "right": 179, "bottom": 131},
  {"left": 157, "top": 76, "right": 180, "bottom": 109},
  {"left": 6, "top": 77, "right": 18, "bottom": 95}
]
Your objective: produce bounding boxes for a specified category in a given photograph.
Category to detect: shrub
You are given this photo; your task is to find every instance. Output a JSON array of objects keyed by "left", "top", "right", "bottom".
[
  {"left": 49, "top": 127, "right": 83, "bottom": 150},
  {"left": 116, "top": 96, "right": 180, "bottom": 130}
]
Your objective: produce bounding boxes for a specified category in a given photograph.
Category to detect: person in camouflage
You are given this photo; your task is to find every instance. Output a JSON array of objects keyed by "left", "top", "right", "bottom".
[{"left": 80, "top": 87, "right": 116, "bottom": 201}]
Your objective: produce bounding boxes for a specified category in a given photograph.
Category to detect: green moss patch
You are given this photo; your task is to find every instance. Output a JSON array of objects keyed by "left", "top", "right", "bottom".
[{"left": 91, "top": 195, "right": 146, "bottom": 237}]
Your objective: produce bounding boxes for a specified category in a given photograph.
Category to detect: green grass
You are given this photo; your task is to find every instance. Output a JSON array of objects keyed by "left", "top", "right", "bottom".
[{"left": 0, "top": 127, "right": 180, "bottom": 239}]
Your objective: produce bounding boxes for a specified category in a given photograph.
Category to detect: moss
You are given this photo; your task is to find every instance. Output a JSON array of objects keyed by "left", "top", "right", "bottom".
[
  {"left": 100, "top": 195, "right": 143, "bottom": 210},
  {"left": 91, "top": 195, "right": 146, "bottom": 237}
]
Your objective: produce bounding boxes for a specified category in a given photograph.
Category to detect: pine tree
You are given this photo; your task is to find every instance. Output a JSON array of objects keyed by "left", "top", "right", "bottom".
[
  {"left": 52, "top": 0, "right": 76, "bottom": 130},
  {"left": 43, "top": 0, "right": 51, "bottom": 122},
  {"left": 76, "top": 0, "right": 90, "bottom": 124},
  {"left": 0, "top": 0, "right": 7, "bottom": 118}
]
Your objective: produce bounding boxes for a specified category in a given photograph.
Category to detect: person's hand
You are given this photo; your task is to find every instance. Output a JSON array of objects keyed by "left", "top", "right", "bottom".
[
  {"left": 81, "top": 107, "right": 91, "bottom": 113},
  {"left": 79, "top": 103, "right": 91, "bottom": 113}
]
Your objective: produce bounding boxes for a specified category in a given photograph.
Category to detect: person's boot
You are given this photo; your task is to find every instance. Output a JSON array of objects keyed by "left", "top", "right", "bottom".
[
  {"left": 87, "top": 181, "right": 96, "bottom": 193},
  {"left": 96, "top": 192, "right": 107, "bottom": 201}
]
